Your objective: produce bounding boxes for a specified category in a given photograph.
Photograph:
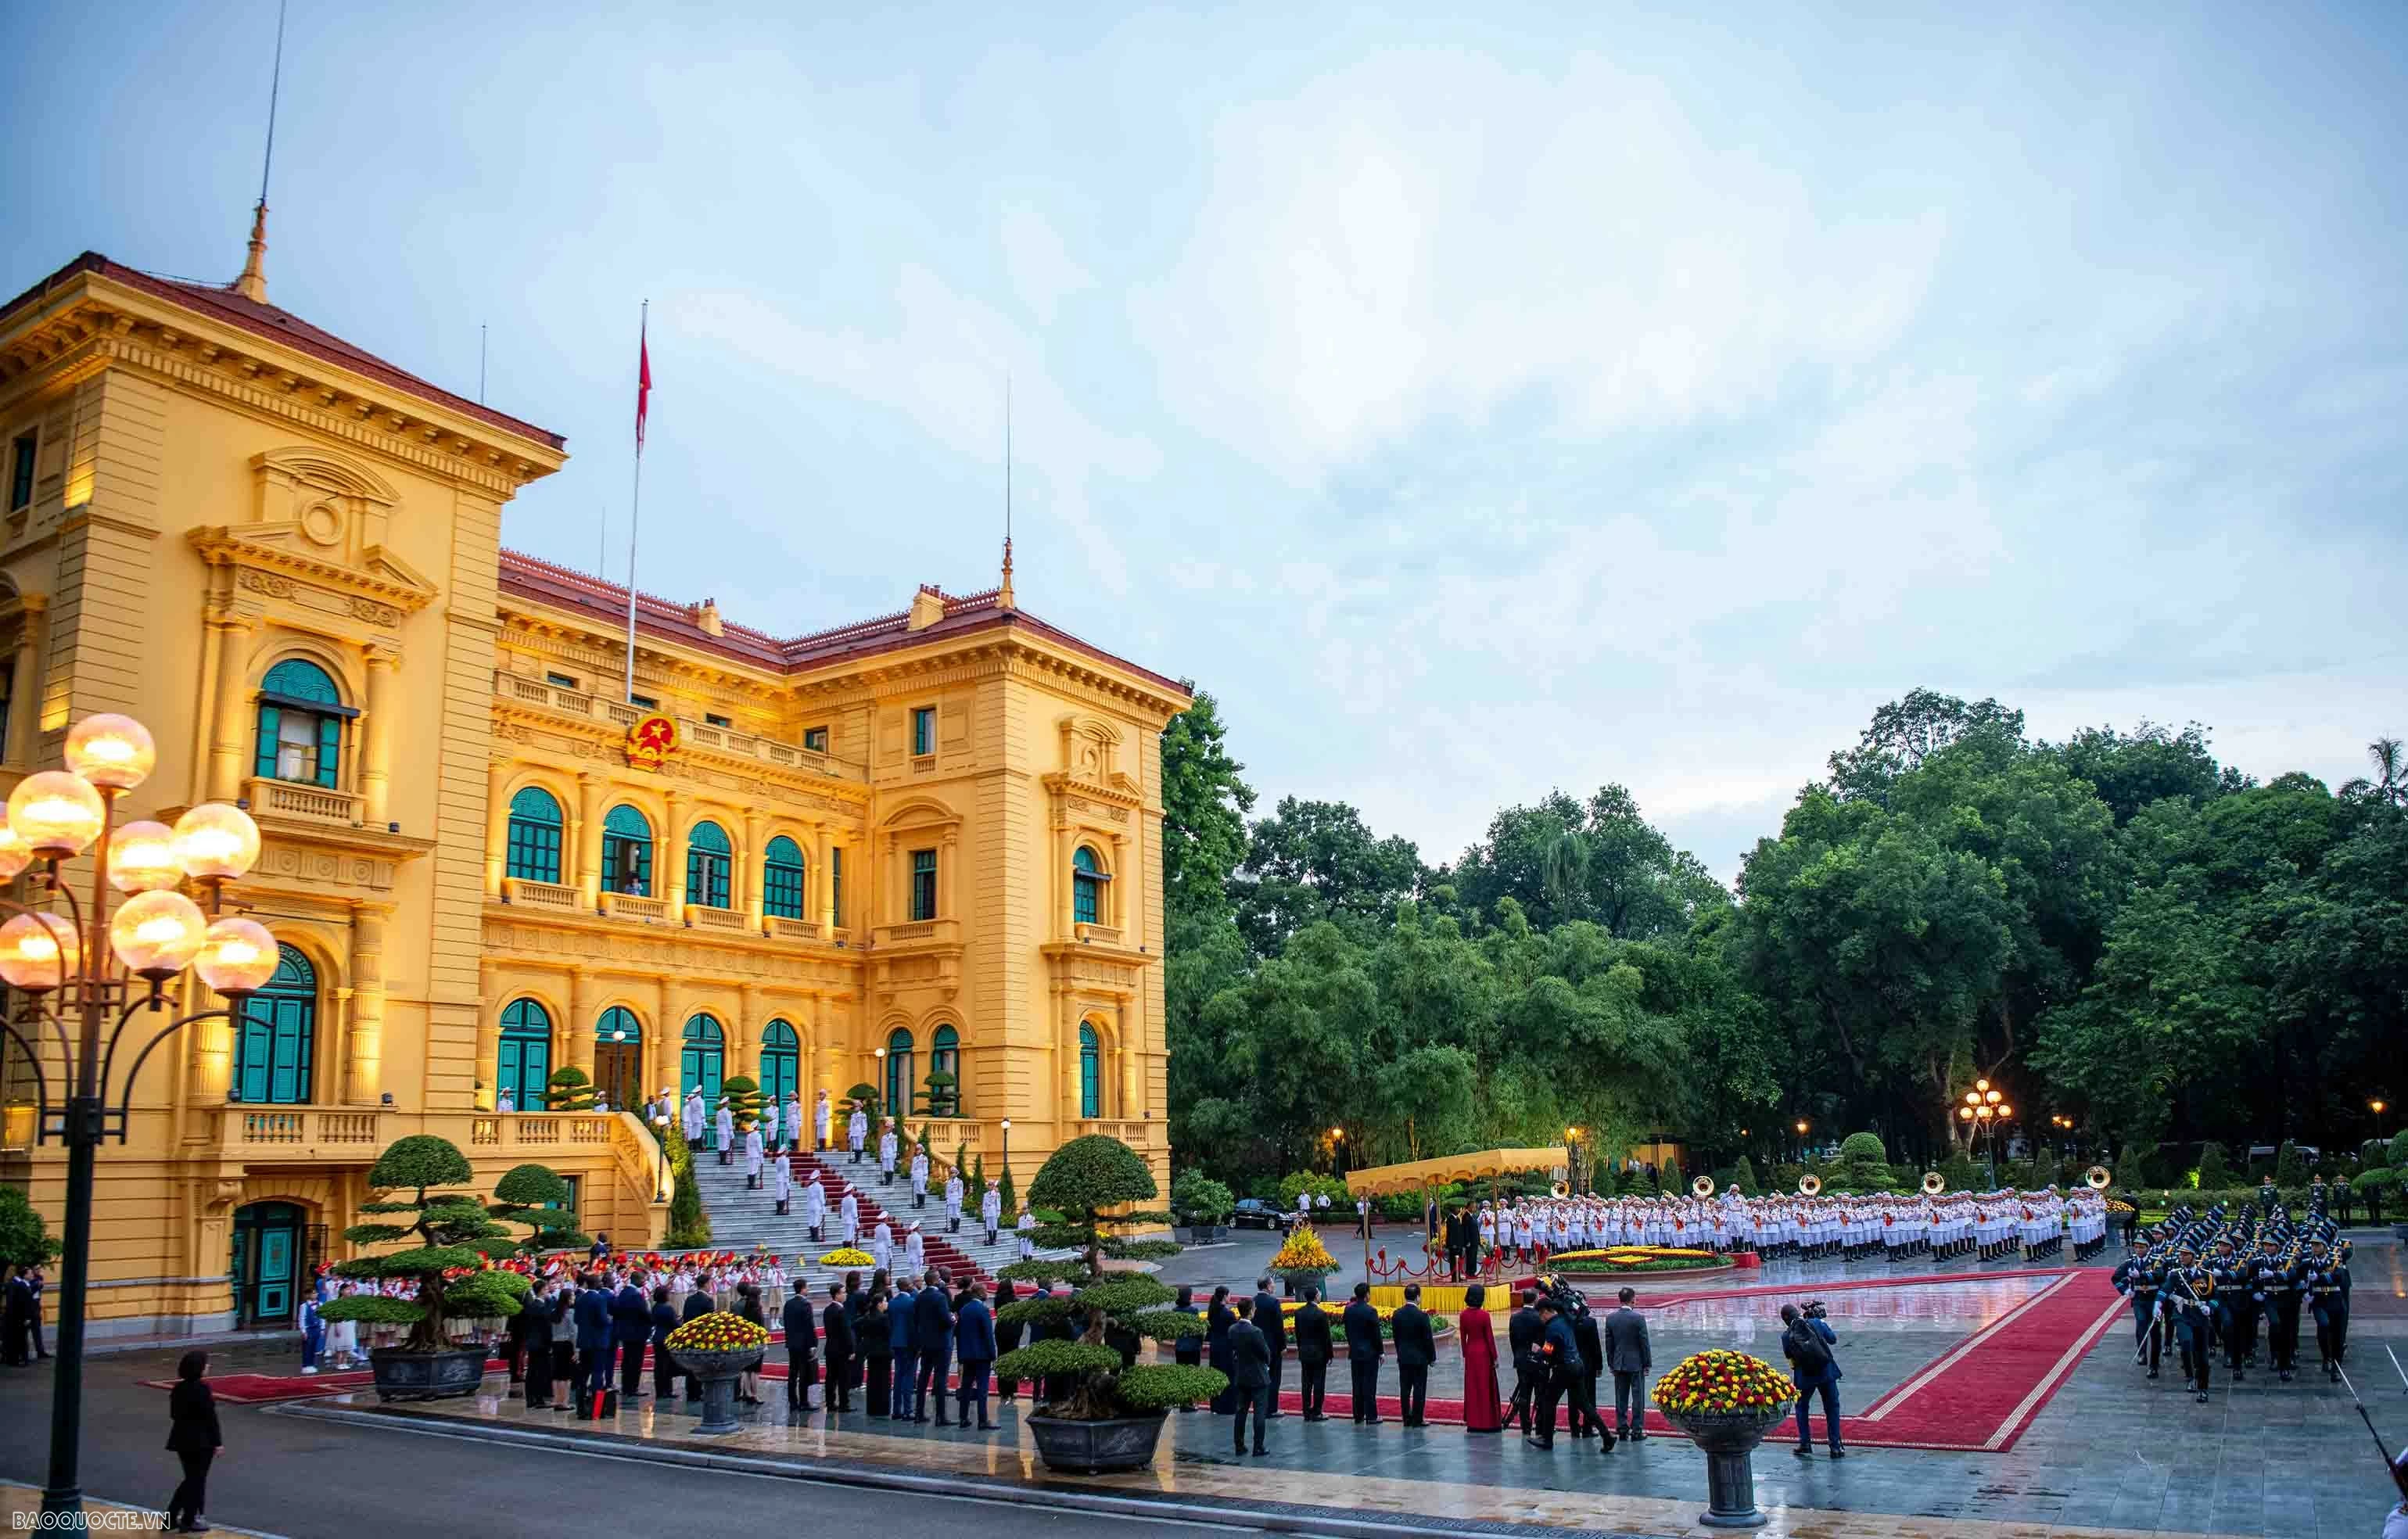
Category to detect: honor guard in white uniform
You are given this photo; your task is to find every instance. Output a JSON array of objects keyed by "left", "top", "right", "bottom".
[
  {"left": 682, "top": 1090, "right": 705, "bottom": 1143},
  {"left": 815, "top": 1090, "right": 832, "bottom": 1152},
  {"left": 762, "top": 1099, "right": 781, "bottom": 1153},
  {"left": 743, "top": 1123, "right": 765, "bottom": 1189},
  {"left": 782, "top": 1094, "right": 802, "bottom": 1153},
  {"left": 803, "top": 1172, "right": 827, "bottom": 1240},
  {"left": 903, "top": 1223, "right": 926, "bottom": 1277},
  {"left": 848, "top": 1107, "right": 868, "bottom": 1163},
  {"left": 910, "top": 1149, "right": 931, "bottom": 1210},
  {"left": 773, "top": 1155, "right": 794, "bottom": 1214},
  {"left": 1016, "top": 1207, "right": 1037, "bottom": 1260},
  {"left": 879, "top": 1127, "right": 899, "bottom": 1183},
  {"left": 714, "top": 1100, "right": 736, "bottom": 1164},
  {"left": 944, "top": 1170, "right": 965, "bottom": 1233},
  {"left": 982, "top": 1180, "right": 1003, "bottom": 1245},
  {"left": 838, "top": 1186, "right": 860, "bottom": 1246},
  {"left": 872, "top": 1218, "right": 894, "bottom": 1274}
]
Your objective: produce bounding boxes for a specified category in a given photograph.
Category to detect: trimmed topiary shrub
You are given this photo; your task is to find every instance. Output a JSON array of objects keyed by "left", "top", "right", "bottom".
[
  {"left": 488, "top": 1164, "right": 590, "bottom": 1257},
  {"left": 2195, "top": 1143, "right": 2232, "bottom": 1192},
  {"left": 543, "top": 1065, "right": 594, "bottom": 1111},
  {"left": 2274, "top": 1140, "right": 2307, "bottom": 1188},
  {"left": 317, "top": 1136, "right": 536, "bottom": 1351}
]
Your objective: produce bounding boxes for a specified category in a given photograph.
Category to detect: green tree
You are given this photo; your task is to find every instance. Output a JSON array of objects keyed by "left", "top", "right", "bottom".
[
  {"left": 0, "top": 1186, "right": 59, "bottom": 1268},
  {"left": 1159, "top": 688, "right": 1255, "bottom": 927},
  {"left": 2274, "top": 1139, "right": 2306, "bottom": 1188},
  {"left": 543, "top": 1065, "right": 594, "bottom": 1111},
  {"left": 487, "top": 1163, "right": 591, "bottom": 1256},
  {"left": 2338, "top": 736, "right": 2407, "bottom": 808},
  {"left": 1826, "top": 688, "right": 2026, "bottom": 806},
  {"left": 2196, "top": 1143, "right": 2232, "bottom": 1192},
  {"left": 317, "top": 1136, "right": 533, "bottom": 1351},
  {"left": 2047, "top": 720, "right": 2243, "bottom": 825},
  {"left": 1233, "top": 797, "right": 1426, "bottom": 956}
]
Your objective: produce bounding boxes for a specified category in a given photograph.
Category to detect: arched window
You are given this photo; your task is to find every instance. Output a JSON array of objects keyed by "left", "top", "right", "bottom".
[
  {"left": 930, "top": 1023, "right": 960, "bottom": 1117},
  {"left": 686, "top": 820, "right": 731, "bottom": 909},
  {"left": 762, "top": 835, "right": 807, "bottom": 920},
  {"left": 1078, "top": 1023, "right": 1101, "bottom": 1119},
  {"left": 1073, "top": 845, "right": 1107, "bottom": 926},
  {"left": 594, "top": 1006, "right": 643, "bottom": 1111},
  {"left": 233, "top": 944, "right": 316, "bottom": 1105},
  {"left": 497, "top": 999, "right": 552, "bottom": 1110},
  {"left": 601, "top": 805, "right": 653, "bottom": 896},
  {"left": 760, "top": 1019, "right": 799, "bottom": 1104},
  {"left": 253, "top": 658, "right": 348, "bottom": 789},
  {"left": 681, "top": 1013, "right": 725, "bottom": 1106},
  {"left": 884, "top": 1028, "right": 913, "bottom": 1116},
  {"left": 504, "top": 786, "right": 564, "bottom": 884}
]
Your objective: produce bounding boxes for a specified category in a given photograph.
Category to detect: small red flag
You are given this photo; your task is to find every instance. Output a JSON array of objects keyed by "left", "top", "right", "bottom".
[{"left": 635, "top": 314, "right": 652, "bottom": 451}]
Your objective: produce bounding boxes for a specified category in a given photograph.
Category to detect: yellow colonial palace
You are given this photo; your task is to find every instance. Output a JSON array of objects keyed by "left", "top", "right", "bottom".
[{"left": 0, "top": 236, "right": 1186, "bottom": 1338}]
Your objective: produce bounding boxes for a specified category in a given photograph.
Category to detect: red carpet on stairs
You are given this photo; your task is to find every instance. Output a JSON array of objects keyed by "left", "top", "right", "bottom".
[{"left": 782, "top": 1151, "right": 994, "bottom": 1285}]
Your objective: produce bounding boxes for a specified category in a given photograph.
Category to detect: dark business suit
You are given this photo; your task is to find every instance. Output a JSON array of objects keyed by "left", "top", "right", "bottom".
[
  {"left": 1505, "top": 1304, "right": 1542, "bottom": 1430},
  {"left": 1291, "top": 1300, "right": 1333, "bottom": 1419},
  {"left": 913, "top": 1284, "right": 956, "bottom": 1423},
  {"left": 953, "top": 1297, "right": 996, "bottom": 1426},
  {"left": 1251, "top": 1289, "right": 1287, "bottom": 1414},
  {"left": 1228, "top": 1316, "right": 1273, "bottom": 1454},
  {"left": 574, "top": 1286, "right": 617, "bottom": 1402},
  {"left": 1342, "top": 1299, "right": 1385, "bottom": 1423},
  {"left": 2, "top": 1274, "right": 31, "bottom": 1366},
  {"left": 782, "top": 1293, "right": 820, "bottom": 1415},
  {"left": 164, "top": 1376, "right": 222, "bottom": 1530},
  {"left": 888, "top": 1287, "right": 920, "bottom": 1419},
  {"left": 822, "top": 1297, "right": 856, "bottom": 1411},
  {"left": 611, "top": 1282, "right": 651, "bottom": 1395},
  {"left": 648, "top": 1300, "right": 680, "bottom": 1397},
  {"left": 678, "top": 1290, "right": 714, "bottom": 1397},
  {"left": 1605, "top": 1305, "right": 1652, "bottom": 1437},
  {"left": 521, "top": 1290, "right": 562, "bottom": 1408},
  {"left": 1570, "top": 1310, "right": 1610, "bottom": 1443},
  {"left": 1391, "top": 1302, "right": 1437, "bottom": 1426}
]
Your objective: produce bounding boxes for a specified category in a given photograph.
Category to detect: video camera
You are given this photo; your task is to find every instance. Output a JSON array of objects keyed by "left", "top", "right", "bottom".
[{"left": 1801, "top": 1300, "right": 1828, "bottom": 1322}]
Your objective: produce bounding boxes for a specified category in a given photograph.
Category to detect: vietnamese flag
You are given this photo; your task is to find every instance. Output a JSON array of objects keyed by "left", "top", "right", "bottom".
[{"left": 634, "top": 312, "right": 652, "bottom": 451}]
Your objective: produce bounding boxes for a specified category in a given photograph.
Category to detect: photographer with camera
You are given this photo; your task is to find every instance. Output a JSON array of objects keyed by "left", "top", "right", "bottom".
[{"left": 1779, "top": 1300, "right": 1846, "bottom": 1459}]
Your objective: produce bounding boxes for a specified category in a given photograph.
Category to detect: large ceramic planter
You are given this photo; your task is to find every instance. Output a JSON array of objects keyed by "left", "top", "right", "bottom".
[
  {"left": 670, "top": 1345, "right": 765, "bottom": 1434},
  {"left": 1660, "top": 1406, "right": 1789, "bottom": 1528},
  {"left": 1025, "top": 1410, "right": 1169, "bottom": 1473},
  {"left": 368, "top": 1346, "right": 489, "bottom": 1402},
  {"left": 1278, "top": 1268, "right": 1333, "bottom": 1299}
]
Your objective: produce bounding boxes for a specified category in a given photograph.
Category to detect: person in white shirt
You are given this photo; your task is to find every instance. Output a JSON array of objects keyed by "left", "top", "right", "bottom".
[
  {"left": 783, "top": 1095, "right": 803, "bottom": 1154},
  {"left": 496, "top": 1089, "right": 515, "bottom": 1114},
  {"left": 839, "top": 1186, "right": 860, "bottom": 1247},
  {"left": 773, "top": 1155, "right": 794, "bottom": 1215},
  {"left": 848, "top": 1107, "right": 868, "bottom": 1163},
  {"left": 763, "top": 1099, "right": 782, "bottom": 1153},
  {"left": 715, "top": 1100, "right": 736, "bottom": 1165},
  {"left": 816, "top": 1091, "right": 833, "bottom": 1153},
  {"left": 902, "top": 1223, "right": 925, "bottom": 1277},
  {"left": 879, "top": 1127, "right": 900, "bottom": 1185},
  {"left": 943, "top": 1171, "right": 965, "bottom": 1234},
  {"left": 910, "top": 1149, "right": 931, "bottom": 1211},
  {"left": 683, "top": 1090, "right": 705, "bottom": 1143},
  {"left": 871, "top": 1219, "right": 894, "bottom": 1275},
  {"left": 981, "top": 1180, "right": 1003, "bottom": 1245},
  {"left": 1016, "top": 1207, "right": 1037, "bottom": 1261},
  {"left": 744, "top": 1123, "right": 766, "bottom": 1189},
  {"left": 803, "top": 1174, "right": 827, "bottom": 1242}
]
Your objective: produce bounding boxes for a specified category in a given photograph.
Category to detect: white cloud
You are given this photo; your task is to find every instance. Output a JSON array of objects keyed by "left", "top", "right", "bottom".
[
  {"left": 1134, "top": 49, "right": 1949, "bottom": 480},
  {"left": 999, "top": 204, "right": 1096, "bottom": 325}
]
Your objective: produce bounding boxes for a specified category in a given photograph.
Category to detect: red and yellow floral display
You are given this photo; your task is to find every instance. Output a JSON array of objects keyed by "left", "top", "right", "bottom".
[
  {"left": 664, "top": 1312, "right": 770, "bottom": 1352},
  {"left": 1271, "top": 1225, "right": 1337, "bottom": 1272},
  {"left": 1652, "top": 1349, "right": 1794, "bottom": 1417}
]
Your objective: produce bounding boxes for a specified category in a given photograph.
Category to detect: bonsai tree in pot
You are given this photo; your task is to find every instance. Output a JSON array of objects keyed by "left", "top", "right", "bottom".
[
  {"left": 317, "top": 1135, "right": 540, "bottom": 1401},
  {"left": 486, "top": 1163, "right": 592, "bottom": 1257},
  {"left": 993, "top": 1135, "right": 1220, "bottom": 1472}
]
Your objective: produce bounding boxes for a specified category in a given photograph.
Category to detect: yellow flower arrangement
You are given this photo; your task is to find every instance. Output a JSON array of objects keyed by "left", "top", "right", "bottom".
[
  {"left": 1271, "top": 1224, "right": 1337, "bottom": 1272},
  {"left": 817, "top": 1247, "right": 877, "bottom": 1267},
  {"left": 1651, "top": 1349, "right": 1794, "bottom": 1417},
  {"left": 1548, "top": 1246, "right": 1720, "bottom": 1268},
  {"left": 665, "top": 1313, "right": 771, "bottom": 1352}
]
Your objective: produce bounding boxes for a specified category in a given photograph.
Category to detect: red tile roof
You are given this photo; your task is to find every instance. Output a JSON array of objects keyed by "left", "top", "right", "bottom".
[
  {"left": 498, "top": 548, "right": 1191, "bottom": 700},
  {"left": 2, "top": 250, "right": 565, "bottom": 451}
]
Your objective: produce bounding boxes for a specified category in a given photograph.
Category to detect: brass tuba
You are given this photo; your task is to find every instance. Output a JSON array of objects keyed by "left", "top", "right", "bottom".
[
  {"left": 1922, "top": 1171, "right": 1946, "bottom": 1195},
  {"left": 1550, "top": 1181, "right": 1571, "bottom": 1199},
  {"left": 2085, "top": 1165, "right": 2113, "bottom": 1191},
  {"left": 1692, "top": 1175, "right": 1716, "bottom": 1198},
  {"left": 1798, "top": 1173, "right": 1823, "bottom": 1197}
]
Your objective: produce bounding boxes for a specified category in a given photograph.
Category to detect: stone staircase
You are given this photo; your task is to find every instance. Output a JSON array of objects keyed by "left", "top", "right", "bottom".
[{"left": 682, "top": 1147, "right": 1056, "bottom": 1291}]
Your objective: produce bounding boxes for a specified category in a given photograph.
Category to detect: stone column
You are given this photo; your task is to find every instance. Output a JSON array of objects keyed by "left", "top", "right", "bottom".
[
  {"left": 653, "top": 975, "right": 677, "bottom": 1102},
  {"left": 206, "top": 615, "right": 257, "bottom": 802},
  {"left": 734, "top": 982, "right": 757, "bottom": 1085},
  {"left": 576, "top": 773, "right": 607, "bottom": 906},
  {"left": 1052, "top": 815, "right": 1071, "bottom": 937},
  {"left": 188, "top": 974, "right": 235, "bottom": 1107},
  {"left": 1118, "top": 1011, "right": 1139, "bottom": 1120},
  {"left": 662, "top": 791, "right": 689, "bottom": 912},
  {"left": 1110, "top": 831, "right": 1129, "bottom": 931},
  {"left": 345, "top": 906, "right": 388, "bottom": 1106},
  {"left": 813, "top": 825, "right": 833, "bottom": 931},
  {"left": 883, "top": 830, "right": 900, "bottom": 926},
  {"left": 742, "top": 810, "right": 766, "bottom": 929},
  {"left": 474, "top": 959, "right": 501, "bottom": 1111},
  {"left": 939, "top": 828, "right": 958, "bottom": 920},
  {"left": 569, "top": 970, "right": 597, "bottom": 1084},
  {"left": 4, "top": 600, "right": 44, "bottom": 770},
  {"left": 359, "top": 644, "right": 399, "bottom": 827},
  {"left": 483, "top": 758, "right": 511, "bottom": 898}
]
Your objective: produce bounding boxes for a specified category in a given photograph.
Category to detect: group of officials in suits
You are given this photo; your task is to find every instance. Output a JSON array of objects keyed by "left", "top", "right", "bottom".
[{"left": 1186, "top": 1275, "right": 1653, "bottom": 1458}]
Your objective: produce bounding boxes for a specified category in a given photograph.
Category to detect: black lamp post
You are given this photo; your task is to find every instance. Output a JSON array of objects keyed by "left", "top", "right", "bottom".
[
  {"left": 0, "top": 712, "right": 275, "bottom": 1520},
  {"left": 1957, "top": 1079, "right": 2013, "bottom": 1187}
]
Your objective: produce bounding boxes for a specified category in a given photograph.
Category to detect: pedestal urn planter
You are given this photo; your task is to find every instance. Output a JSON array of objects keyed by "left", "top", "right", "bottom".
[
  {"left": 669, "top": 1345, "right": 765, "bottom": 1434},
  {"left": 1025, "top": 1411, "right": 1170, "bottom": 1473},
  {"left": 1658, "top": 1406, "right": 1789, "bottom": 1528}
]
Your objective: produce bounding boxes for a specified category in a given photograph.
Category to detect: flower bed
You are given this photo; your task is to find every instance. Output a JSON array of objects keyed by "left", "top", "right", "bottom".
[
  {"left": 1653, "top": 1349, "right": 1793, "bottom": 1416},
  {"left": 665, "top": 1312, "right": 771, "bottom": 1352},
  {"left": 1545, "top": 1246, "right": 1735, "bottom": 1275},
  {"left": 1276, "top": 1299, "right": 1452, "bottom": 1340}
]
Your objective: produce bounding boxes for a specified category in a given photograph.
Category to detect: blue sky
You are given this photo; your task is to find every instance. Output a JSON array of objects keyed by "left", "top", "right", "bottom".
[{"left": 10, "top": 2, "right": 2404, "bottom": 879}]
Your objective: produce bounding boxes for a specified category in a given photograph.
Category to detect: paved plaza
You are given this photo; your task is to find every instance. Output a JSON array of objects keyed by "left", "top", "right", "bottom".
[{"left": 227, "top": 1235, "right": 2408, "bottom": 1538}]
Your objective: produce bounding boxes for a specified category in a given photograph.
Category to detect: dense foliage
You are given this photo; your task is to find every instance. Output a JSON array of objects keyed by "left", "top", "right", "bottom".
[
  {"left": 0, "top": 1186, "right": 59, "bottom": 1268},
  {"left": 1162, "top": 687, "right": 2404, "bottom": 1186}
]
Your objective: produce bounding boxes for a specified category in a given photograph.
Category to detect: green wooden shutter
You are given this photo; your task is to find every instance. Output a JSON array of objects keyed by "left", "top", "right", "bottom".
[
  {"left": 315, "top": 714, "right": 341, "bottom": 787},
  {"left": 254, "top": 704, "right": 282, "bottom": 779}
]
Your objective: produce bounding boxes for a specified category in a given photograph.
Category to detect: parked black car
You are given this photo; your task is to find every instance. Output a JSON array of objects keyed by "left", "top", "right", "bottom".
[{"left": 1231, "top": 1199, "right": 1291, "bottom": 1232}]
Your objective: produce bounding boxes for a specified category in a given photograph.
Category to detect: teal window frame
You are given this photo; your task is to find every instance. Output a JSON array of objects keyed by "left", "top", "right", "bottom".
[
  {"left": 1078, "top": 1023, "right": 1100, "bottom": 1119},
  {"left": 760, "top": 1019, "right": 800, "bottom": 1103},
  {"left": 594, "top": 1006, "right": 643, "bottom": 1110},
  {"left": 685, "top": 820, "right": 732, "bottom": 909},
  {"left": 497, "top": 999, "right": 552, "bottom": 1110},
  {"left": 504, "top": 786, "right": 565, "bottom": 883},
  {"left": 1073, "top": 845, "right": 1106, "bottom": 925},
  {"left": 930, "top": 1023, "right": 960, "bottom": 1116},
  {"left": 8, "top": 431, "right": 33, "bottom": 511},
  {"left": 680, "top": 1013, "right": 725, "bottom": 1103},
  {"left": 253, "top": 658, "right": 350, "bottom": 789},
  {"left": 232, "top": 944, "right": 316, "bottom": 1106},
  {"left": 601, "top": 804, "right": 653, "bottom": 895},
  {"left": 885, "top": 1028, "right": 913, "bottom": 1114},
  {"left": 911, "top": 706, "right": 935, "bottom": 756},
  {"left": 831, "top": 848, "right": 843, "bottom": 927},
  {"left": 762, "top": 835, "right": 807, "bottom": 920},
  {"left": 909, "top": 849, "right": 937, "bottom": 921}
]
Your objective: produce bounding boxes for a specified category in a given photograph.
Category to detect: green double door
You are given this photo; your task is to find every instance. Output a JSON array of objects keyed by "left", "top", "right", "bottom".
[{"left": 231, "top": 1201, "right": 305, "bottom": 1327}]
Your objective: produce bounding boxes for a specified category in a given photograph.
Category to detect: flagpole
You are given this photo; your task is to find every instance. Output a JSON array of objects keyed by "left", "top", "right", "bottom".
[{"left": 623, "top": 299, "right": 648, "bottom": 705}]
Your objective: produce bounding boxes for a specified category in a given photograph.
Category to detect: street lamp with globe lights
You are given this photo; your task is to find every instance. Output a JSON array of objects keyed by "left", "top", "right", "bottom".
[
  {"left": 1957, "top": 1080, "right": 2013, "bottom": 1186},
  {"left": 1, "top": 712, "right": 268, "bottom": 1519}
]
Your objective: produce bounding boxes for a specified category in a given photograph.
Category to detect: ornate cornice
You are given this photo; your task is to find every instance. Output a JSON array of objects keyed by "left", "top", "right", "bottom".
[{"left": 188, "top": 526, "right": 439, "bottom": 616}]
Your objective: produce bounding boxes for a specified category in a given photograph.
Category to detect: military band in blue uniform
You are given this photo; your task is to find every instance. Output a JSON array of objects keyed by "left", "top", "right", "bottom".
[{"left": 2111, "top": 1188, "right": 2351, "bottom": 1404}]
